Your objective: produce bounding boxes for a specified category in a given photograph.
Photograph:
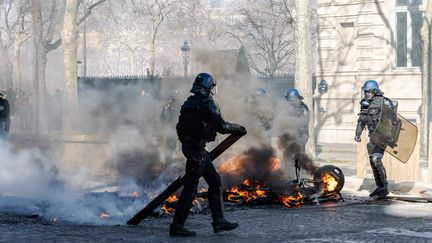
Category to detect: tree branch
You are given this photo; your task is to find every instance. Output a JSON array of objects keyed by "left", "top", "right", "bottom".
[
  {"left": 77, "top": 0, "right": 106, "bottom": 25},
  {"left": 45, "top": 38, "right": 62, "bottom": 51}
]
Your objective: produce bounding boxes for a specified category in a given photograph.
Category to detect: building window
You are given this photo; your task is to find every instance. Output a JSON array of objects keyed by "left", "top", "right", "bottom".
[
  {"left": 396, "top": 0, "right": 409, "bottom": 5},
  {"left": 395, "top": 0, "right": 423, "bottom": 67},
  {"left": 397, "top": 0, "right": 422, "bottom": 5},
  {"left": 209, "top": 0, "right": 224, "bottom": 9}
]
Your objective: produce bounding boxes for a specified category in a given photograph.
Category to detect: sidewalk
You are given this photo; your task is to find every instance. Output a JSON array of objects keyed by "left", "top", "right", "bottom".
[{"left": 316, "top": 143, "right": 432, "bottom": 197}]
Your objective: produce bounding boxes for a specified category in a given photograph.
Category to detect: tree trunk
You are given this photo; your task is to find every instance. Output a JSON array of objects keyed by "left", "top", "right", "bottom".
[
  {"left": 421, "top": 0, "right": 432, "bottom": 160},
  {"left": 150, "top": 39, "right": 156, "bottom": 76},
  {"left": 0, "top": 40, "right": 11, "bottom": 89},
  {"left": 31, "top": 0, "right": 47, "bottom": 134},
  {"left": 62, "top": 0, "right": 79, "bottom": 134},
  {"left": 12, "top": 33, "right": 22, "bottom": 90},
  {"left": 150, "top": 20, "right": 156, "bottom": 75},
  {"left": 295, "top": 0, "right": 315, "bottom": 157},
  {"left": 82, "top": 18, "right": 87, "bottom": 77}
]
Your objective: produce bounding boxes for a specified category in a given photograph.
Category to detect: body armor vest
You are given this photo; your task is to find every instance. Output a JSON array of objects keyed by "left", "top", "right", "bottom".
[
  {"left": 359, "top": 96, "right": 383, "bottom": 135},
  {"left": 176, "top": 95, "right": 217, "bottom": 143}
]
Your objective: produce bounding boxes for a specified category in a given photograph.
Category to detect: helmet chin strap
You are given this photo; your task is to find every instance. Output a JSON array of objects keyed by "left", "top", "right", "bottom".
[
  {"left": 208, "top": 86, "right": 218, "bottom": 96},
  {"left": 213, "top": 86, "right": 218, "bottom": 96}
]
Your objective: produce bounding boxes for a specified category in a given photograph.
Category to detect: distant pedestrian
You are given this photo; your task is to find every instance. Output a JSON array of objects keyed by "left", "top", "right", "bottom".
[{"left": 0, "top": 93, "right": 11, "bottom": 138}]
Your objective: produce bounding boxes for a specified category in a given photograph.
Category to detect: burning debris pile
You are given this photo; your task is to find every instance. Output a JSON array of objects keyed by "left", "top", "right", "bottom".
[
  {"left": 158, "top": 133, "right": 344, "bottom": 213},
  {"left": 0, "top": 132, "right": 344, "bottom": 225}
]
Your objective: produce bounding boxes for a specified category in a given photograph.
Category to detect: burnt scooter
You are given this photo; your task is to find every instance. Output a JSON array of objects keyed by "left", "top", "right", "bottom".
[{"left": 287, "top": 159, "right": 345, "bottom": 205}]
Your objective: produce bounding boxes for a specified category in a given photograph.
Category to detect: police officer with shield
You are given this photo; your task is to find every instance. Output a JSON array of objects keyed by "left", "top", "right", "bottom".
[
  {"left": 171, "top": 73, "right": 247, "bottom": 237},
  {"left": 355, "top": 80, "right": 396, "bottom": 198}
]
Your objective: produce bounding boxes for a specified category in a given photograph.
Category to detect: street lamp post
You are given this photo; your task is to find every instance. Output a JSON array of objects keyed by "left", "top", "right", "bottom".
[{"left": 181, "top": 40, "right": 190, "bottom": 77}]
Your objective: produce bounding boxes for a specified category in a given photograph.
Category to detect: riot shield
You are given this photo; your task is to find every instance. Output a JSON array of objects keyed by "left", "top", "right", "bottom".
[{"left": 370, "top": 103, "right": 418, "bottom": 163}]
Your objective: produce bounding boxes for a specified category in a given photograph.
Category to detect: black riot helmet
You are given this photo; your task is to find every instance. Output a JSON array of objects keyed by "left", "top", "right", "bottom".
[{"left": 190, "top": 73, "right": 217, "bottom": 95}]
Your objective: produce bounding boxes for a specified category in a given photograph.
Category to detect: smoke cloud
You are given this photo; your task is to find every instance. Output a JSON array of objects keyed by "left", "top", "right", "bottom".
[
  {"left": 220, "top": 145, "right": 287, "bottom": 188},
  {"left": 0, "top": 47, "right": 314, "bottom": 225},
  {"left": 278, "top": 132, "right": 318, "bottom": 177}
]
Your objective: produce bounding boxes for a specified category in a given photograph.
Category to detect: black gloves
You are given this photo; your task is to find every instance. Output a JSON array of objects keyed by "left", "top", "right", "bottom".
[
  {"left": 354, "top": 135, "right": 361, "bottom": 142},
  {"left": 235, "top": 125, "right": 247, "bottom": 136},
  {"left": 223, "top": 123, "right": 247, "bottom": 136}
]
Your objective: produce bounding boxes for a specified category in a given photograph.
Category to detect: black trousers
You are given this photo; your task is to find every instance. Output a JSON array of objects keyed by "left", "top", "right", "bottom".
[
  {"left": 367, "top": 142, "right": 387, "bottom": 187},
  {"left": 173, "top": 143, "right": 224, "bottom": 225},
  {"left": 0, "top": 118, "right": 10, "bottom": 137}
]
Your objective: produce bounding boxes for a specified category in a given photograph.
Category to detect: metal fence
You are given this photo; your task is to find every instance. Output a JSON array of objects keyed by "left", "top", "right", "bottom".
[{"left": 77, "top": 74, "right": 296, "bottom": 98}]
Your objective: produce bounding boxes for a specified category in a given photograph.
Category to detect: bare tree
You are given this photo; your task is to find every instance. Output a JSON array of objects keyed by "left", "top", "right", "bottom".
[
  {"left": 62, "top": 0, "right": 105, "bottom": 134},
  {"left": 172, "top": 0, "right": 206, "bottom": 40},
  {"left": 31, "top": 0, "right": 65, "bottom": 134},
  {"left": 130, "top": 0, "right": 179, "bottom": 75},
  {"left": 228, "top": 0, "right": 295, "bottom": 77},
  {"left": 31, "top": 0, "right": 48, "bottom": 134},
  {"left": 0, "top": 0, "right": 31, "bottom": 89},
  {"left": 29, "top": 0, "right": 103, "bottom": 134},
  {"left": 294, "top": 0, "right": 314, "bottom": 157}
]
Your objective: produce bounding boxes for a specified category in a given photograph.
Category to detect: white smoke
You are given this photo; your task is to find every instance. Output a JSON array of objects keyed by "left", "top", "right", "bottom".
[{"left": 0, "top": 52, "right": 307, "bottom": 225}]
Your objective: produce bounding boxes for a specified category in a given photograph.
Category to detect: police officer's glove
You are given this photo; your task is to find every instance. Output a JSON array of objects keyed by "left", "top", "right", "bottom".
[
  {"left": 224, "top": 123, "right": 247, "bottom": 136},
  {"left": 236, "top": 125, "right": 247, "bottom": 136},
  {"left": 354, "top": 135, "right": 361, "bottom": 142}
]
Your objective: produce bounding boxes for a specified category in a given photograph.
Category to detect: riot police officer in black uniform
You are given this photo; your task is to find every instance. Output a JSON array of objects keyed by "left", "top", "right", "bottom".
[
  {"left": 355, "top": 80, "right": 394, "bottom": 198},
  {"left": 0, "top": 93, "right": 10, "bottom": 138},
  {"left": 284, "top": 88, "right": 310, "bottom": 152},
  {"left": 171, "top": 73, "right": 247, "bottom": 237}
]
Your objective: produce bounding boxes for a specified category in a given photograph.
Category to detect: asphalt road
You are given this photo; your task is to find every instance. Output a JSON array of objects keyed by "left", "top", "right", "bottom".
[{"left": 1, "top": 196, "right": 431, "bottom": 242}]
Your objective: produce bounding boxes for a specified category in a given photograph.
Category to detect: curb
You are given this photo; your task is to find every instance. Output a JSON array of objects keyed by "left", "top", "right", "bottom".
[{"left": 343, "top": 176, "right": 432, "bottom": 196}]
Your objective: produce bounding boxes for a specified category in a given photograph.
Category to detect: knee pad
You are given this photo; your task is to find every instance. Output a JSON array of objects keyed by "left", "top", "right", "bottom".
[{"left": 370, "top": 153, "right": 383, "bottom": 167}]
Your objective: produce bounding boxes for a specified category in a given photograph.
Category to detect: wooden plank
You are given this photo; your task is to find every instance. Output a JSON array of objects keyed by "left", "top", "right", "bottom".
[
  {"left": 126, "top": 176, "right": 185, "bottom": 226},
  {"left": 208, "top": 134, "right": 243, "bottom": 160}
]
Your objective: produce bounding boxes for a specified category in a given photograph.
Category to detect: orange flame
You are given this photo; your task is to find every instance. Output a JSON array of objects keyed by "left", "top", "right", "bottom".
[
  {"left": 131, "top": 191, "right": 140, "bottom": 197},
  {"left": 269, "top": 157, "right": 281, "bottom": 172},
  {"left": 219, "top": 155, "right": 281, "bottom": 174},
  {"left": 226, "top": 180, "right": 269, "bottom": 203},
  {"left": 161, "top": 195, "right": 178, "bottom": 214},
  {"left": 100, "top": 211, "right": 110, "bottom": 220},
  {"left": 321, "top": 173, "right": 338, "bottom": 192},
  {"left": 218, "top": 155, "right": 246, "bottom": 174},
  {"left": 166, "top": 195, "right": 177, "bottom": 203},
  {"left": 161, "top": 204, "right": 175, "bottom": 213},
  {"left": 279, "top": 192, "right": 305, "bottom": 208},
  {"left": 243, "top": 179, "right": 252, "bottom": 186}
]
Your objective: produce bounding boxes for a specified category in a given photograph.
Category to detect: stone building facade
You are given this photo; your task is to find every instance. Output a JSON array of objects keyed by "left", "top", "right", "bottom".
[{"left": 315, "top": 0, "right": 425, "bottom": 144}]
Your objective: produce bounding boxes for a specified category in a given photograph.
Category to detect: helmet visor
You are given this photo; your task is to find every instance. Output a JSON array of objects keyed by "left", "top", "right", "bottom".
[{"left": 364, "top": 90, "right": 374, "bottom": 99}]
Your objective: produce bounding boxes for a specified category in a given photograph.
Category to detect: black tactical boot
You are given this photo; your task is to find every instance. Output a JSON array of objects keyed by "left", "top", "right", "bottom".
[
  {"left": 169, "top": 223, "right": 196, "bottom": 237},
  {"left": 369, "top": 155, "right": 389, "bottom": 198},
  {"left": 212, "top": 219, "right": 239, "bottom": 233},
  {"left": 369, "top": 186, "right": 389, "bottom": 198}
]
